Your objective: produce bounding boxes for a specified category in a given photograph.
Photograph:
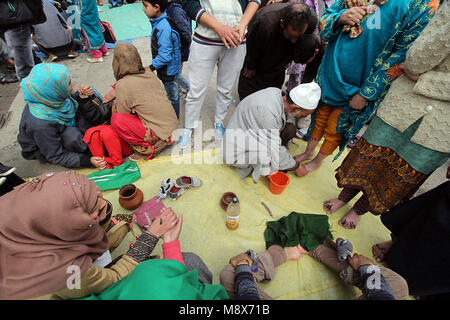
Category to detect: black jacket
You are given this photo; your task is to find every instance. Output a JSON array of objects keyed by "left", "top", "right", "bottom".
[{"left": 17, "top": 93, "right": 107, "bottom": 168}]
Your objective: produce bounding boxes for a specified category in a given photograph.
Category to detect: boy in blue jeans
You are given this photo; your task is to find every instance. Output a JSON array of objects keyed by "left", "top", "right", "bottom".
[{"left": 142, "top": 0, "right": 182, "bottom": 118}]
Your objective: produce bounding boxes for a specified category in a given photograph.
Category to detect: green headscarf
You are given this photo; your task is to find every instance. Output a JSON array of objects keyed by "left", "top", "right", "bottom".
[{"left": 80, "top": 259, "right": 229, "bottom": 300}]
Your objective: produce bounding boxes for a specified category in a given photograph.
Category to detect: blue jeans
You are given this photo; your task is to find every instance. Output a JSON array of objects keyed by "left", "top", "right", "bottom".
[
  {"left": 163, "top": 80, "right": 180, "bottom": 118},
  {"left": 4, "top": 24, "right": 34, "bottom": 80}
]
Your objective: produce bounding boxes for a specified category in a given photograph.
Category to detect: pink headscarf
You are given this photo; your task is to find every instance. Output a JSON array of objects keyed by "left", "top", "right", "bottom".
[{"left": 0, "top": 171, "right": 109, "bottom": 300}]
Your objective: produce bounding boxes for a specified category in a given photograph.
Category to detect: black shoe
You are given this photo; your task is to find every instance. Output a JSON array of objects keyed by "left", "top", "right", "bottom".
[{"left": 0, "top": 163, "right": 16, "bottom": 177}]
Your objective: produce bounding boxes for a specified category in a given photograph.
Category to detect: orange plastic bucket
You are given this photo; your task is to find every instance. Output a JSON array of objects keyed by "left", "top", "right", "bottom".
[{"left": 268, "top": 172, "right": 290, "bottom": 194}]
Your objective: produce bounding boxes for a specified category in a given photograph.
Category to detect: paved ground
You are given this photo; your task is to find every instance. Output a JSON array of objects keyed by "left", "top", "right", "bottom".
[{"left": 0, "top": 36, "right": 448, "bottom": 195}]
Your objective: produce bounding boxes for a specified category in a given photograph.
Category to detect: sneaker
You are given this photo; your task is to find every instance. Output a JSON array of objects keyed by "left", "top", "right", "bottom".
[
  {"left": 87, "top": 57, "right": 104, "bottom": 63},
  {"left": 214, "top": 122, "right": 226, "bottom": 140},
  {"left": 177, "top": 128, "right": 192, "bottom": 149},
  {"left": 0, "top": 164, "right": 16, "bottom": 177},
  {"left": 67, "top": 51, "right": 79, "bottom": 58},
  {"left": 103, "top": 51, "right": 110, "bottom": 57}
]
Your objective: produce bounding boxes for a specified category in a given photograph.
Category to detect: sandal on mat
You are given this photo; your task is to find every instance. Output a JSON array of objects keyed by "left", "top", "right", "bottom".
[{"left": 175, "top": 176, "right": 203, "bottom": 188}]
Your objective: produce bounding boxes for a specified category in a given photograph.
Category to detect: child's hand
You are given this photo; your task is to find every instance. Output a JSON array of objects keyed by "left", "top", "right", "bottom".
[{"left": 91, "top": 156, "right": 107, "bottom": 169}]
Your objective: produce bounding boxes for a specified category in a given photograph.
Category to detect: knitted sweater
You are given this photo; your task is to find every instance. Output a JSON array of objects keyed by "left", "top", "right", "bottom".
[
  {"left": 182, "top": 0, "right": 261, "bottom": 45},
  {"left": 376, "top": 2, "right": 450, "bottom": 153}
]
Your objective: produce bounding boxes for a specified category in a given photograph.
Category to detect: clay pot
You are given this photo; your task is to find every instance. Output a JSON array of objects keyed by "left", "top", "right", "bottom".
[
  {"left": 220, "top": 192, "right": 239, "bottom": 211},
  {"left": 119, "top": 184, "right": 143, "bottom": 210}
]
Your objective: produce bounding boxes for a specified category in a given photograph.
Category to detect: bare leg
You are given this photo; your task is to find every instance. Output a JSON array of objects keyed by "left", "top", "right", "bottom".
[
  {"left": 323, "top": 198, "right": 346, "bottom": 214},
  {"left": 66, "top": 27, "right": 78, "bottom": 58},
  {"left": 296, "top": 152, "right": 328, "bottom": 177},
  {"left": 338, "top": 208, "right": 359, "bottom": 229},
  {"left": 293, "top": 137, "right": 319, "bottom": 163},
  {"left": 372, "top": 240, "right": 393, "bottom": 263}
]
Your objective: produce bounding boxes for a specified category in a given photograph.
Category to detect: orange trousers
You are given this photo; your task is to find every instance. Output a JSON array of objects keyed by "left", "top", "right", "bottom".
[{"left": 310, "top": 105, "right": 344, "bottom": 155}]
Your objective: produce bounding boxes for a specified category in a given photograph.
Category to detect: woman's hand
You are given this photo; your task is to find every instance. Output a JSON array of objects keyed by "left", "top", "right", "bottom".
[
  {"left": 147, "top": 207, "right": 178, "bottom": 238},
  {"left": 163, "top": 213, "right": 183, "bottom": 243},
  {"left": 349, "top": 93, "right": 368, "bottom": 110},
  {"left": 338, "top": 7, "right": 367, "bottom": 26},
  {"left": 399, "top": 62, "right": 420, "bottom": 82},
  {"left": 90, "top": 156, "right": 107, "bottom": 169}
]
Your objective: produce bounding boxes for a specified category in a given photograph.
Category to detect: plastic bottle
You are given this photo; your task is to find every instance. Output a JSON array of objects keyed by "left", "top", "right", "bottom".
[{"left": 226, "top": 197, "right": 240, "bottom": 230}]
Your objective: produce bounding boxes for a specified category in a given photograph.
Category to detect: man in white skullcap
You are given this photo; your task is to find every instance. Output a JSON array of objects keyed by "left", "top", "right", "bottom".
[{"left": 222, "top": 82, "right": 321, "bottom": 183}]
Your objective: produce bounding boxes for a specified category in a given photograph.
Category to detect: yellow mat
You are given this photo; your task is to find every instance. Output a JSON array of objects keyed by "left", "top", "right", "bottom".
[{"left": 77, "top": 139, "right": 392, "bottom": 300}]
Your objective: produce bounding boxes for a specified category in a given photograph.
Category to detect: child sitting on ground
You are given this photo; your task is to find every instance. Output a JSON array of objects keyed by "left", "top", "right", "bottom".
[{"left": 142, "top": 0, "right": 182, "bottom": 118}]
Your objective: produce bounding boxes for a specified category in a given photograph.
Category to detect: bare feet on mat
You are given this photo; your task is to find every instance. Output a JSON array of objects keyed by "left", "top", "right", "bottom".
[
  {"left": 323, "top": 198, "right": 346, "bottom": 214},
  {"left": 295, "top": 160, "right": 321, "bottom": 177},
  {"left": 338, "top": 209, "right": 359, "bottom": 229},
  {"left": 372, "top": 240, "right": 393, "bottom": 263},
  {"left": 293, "top": 151, "right": 313, "bottom": 163},
  {"left": 285, "top": 244, "right": 308, "bottom": 261}
]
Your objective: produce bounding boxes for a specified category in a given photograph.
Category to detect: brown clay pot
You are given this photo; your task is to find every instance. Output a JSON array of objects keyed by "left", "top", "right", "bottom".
[
  {"left": 119, "top": 184, "right": 143, "bottom": 210},
  {"left": 220, "top": 192, "right": 239, "bottom": 211}
]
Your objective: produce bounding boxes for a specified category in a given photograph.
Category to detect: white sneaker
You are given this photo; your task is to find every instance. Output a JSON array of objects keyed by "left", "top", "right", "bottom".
[
  {"left": 214, "top": 122, "right": 226, "bottom": 140},
  {"left": 87, "top": 57, "right": 104, "bottom": 63},
  {"left": 177, "top": 129, "right": 192, "bottom": 149},
  {"left": 103, "top": 51, "right": 111, "bottom": 56}
]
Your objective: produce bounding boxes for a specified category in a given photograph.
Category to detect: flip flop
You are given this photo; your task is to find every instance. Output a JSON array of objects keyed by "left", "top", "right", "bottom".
[{"left": 0, "top": 73, "right": 19, "bottom": 84}]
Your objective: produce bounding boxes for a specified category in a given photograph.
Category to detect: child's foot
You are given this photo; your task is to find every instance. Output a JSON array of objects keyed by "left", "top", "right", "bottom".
[
  {"left": 285, "top": 244, "right": 308, "bottom": 261},
  {"left": 372, "top": 240, "right": 393, "bottom": 263},
  {"left": 323, "top": 198, "right": 346, "bottom": 214},
  {"left": 295, "top": 159, "right": 321, "bottom": 177},
  {"left": 338, "top": 209, "right": 359, "bottom": 229}
]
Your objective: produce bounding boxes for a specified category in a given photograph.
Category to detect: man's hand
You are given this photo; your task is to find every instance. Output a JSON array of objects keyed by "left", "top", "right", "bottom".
[
  {"left": 90, "top": 156, "right": 107, "bottom": 170},
  {"left": 242, "top": 67, "right": 256, "bottom": 78},
  {"left": 234, "top": 24, "right": 247, "bottom": 43},
  {"left": 214, "top": 23, "right": 241, "bottom": 49},
  {"left": 306, "top": 48, "right": 320, "bottom": 64},
  {"left": 266, "top": 0, "right": 284, "bottom": 5},
  {"left": 349, "top": 93, "right": 368, "bottom": 110},
  {"left": 348, "top": 253, "right": 374, "bottom": 271},
  {"left": 338, "top": 7, "right": 367, "bottom": 27}
]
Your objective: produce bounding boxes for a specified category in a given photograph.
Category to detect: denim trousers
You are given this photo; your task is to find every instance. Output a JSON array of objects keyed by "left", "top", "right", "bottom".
[
  {"left": 163, "top": 79, "right": 180, "bottom": 118},
  {"left": 4, "top": 24, "right": 34, "bottom": 80}
]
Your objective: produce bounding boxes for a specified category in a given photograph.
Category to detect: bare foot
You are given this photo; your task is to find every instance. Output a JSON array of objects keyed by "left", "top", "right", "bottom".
[
  {"left": 285, "top": 244, "right": 308, "bottom": 261},
  {"left": 372, "top": 240, "right": 392, "bottom": 263},
  {"left": 323, "top": 198, "right": 346, "bottom": 214},
  {"left": 338, "top": 209, "right": 359, "bottom": 229},
  {"left": 293, "top": 151, "right": 313, "bottom": 163}
]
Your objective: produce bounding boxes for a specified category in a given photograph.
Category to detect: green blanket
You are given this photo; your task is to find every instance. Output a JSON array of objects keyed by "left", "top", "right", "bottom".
[
  {"left": 80, "top": 259, "right": 228, "bottom": 300},
  {"left": 264, "top": 212, "right": 333, "bottom": 251},
  {"left": 87, "top": 161, "right": 141, "bottom": 191}
]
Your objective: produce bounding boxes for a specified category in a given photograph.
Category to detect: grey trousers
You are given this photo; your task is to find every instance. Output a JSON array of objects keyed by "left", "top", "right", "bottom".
[
  {"left": 182, "top": 252, "right": 214, "bottom": 284},
  {"left": 184, "top": 41, "right": 246, "bottom": 129},
  {"left": 4, "top": 24, "right": 34, "bottom": 80},
  {"left": 310, "top": 237, "right": 409, "bottom": 300}
]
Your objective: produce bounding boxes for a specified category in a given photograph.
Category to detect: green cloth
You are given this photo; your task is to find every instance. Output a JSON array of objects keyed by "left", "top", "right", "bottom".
[
  {"left": 87, "top": 162, "right": 141, "bottom": 191},
  {"left": 80, "top": 259, "right": 229, "bottom": 300},
  {"left": 264, "top": 212, "right": 333, "bottom": 251},
  {"left": 363, "top": 116, "right": 449, "bottom": 174}
]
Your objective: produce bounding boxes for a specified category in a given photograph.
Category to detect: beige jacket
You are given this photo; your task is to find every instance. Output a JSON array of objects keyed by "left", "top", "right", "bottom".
[
  {"left": 32, "top": 221, "right": 137, "bottom": 300},
  {"left": 376, "top": 2, "right": 450, "bottom": 153}
]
